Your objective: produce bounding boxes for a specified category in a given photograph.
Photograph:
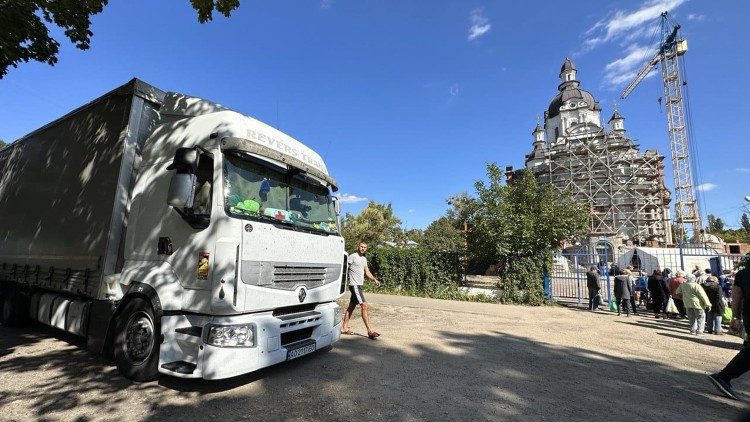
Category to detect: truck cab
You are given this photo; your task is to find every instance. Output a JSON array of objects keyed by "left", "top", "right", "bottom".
[{"left": 113, "top": 94, "right": 346, "bottom": 380}]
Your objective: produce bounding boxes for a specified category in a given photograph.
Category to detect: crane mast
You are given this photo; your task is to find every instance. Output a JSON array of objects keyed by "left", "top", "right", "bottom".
[{"left": 620, "top": 12, "right": 702, "bottom": 243}]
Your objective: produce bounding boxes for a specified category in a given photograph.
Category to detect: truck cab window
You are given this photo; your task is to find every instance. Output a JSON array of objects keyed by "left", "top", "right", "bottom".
[{"left": 224, "top": 152, "right": 338, "bottom": 234}]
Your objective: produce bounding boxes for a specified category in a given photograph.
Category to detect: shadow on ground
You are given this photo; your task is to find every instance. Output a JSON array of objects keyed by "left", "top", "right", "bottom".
[{"left": 2, "top": 320, "right": 748, "bottom": 421}]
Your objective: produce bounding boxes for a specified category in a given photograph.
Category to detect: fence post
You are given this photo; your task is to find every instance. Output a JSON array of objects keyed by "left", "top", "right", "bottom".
[
  {"left": 574, "top": 255, "right": 582, "bottom": 306},
  {"left": 543, "top": 271, "right": 552, "bottom": 300},
  {"left": 679, "top": 241, "right": 685, "bottom": 272}
]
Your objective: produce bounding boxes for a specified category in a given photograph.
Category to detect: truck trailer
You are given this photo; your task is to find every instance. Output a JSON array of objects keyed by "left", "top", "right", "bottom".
[{"left": 0, "top": 79, "right": 346, "bottom": 381}]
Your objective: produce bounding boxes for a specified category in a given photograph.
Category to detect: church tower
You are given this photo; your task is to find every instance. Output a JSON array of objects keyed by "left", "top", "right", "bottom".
[{"left": 544, "top": 58, "right": 602, "bottom": 143}]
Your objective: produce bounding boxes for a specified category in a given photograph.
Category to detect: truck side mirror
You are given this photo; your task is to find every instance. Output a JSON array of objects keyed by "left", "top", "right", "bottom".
[
  {"left": 333, "top": 196, "right": 340, "bottom": 215},
  {"left": 166, "top": 147, "right": 199, "bottom": 173},
  {"left": 168, "top": 173, "right": 196, "bottom": 208}
]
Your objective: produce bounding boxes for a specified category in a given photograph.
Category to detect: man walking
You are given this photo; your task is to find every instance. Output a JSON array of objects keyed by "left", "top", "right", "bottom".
[
  {"left": 341, "top": 241, "right": 382, "bottom": 339},
  {"left": 586, "top": 266, "right": 602, "bottom": 311},
  {"left": 708, "top": 266, "right": 750, "bottom": 400}
]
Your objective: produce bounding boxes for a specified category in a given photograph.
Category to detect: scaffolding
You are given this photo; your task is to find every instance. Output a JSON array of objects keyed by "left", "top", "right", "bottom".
[
  {"left": 523, "top": 128, "right": 673, "bottom": 248},
  {"left": 510, "top": 59, "right": 675, "bottom": 251}
]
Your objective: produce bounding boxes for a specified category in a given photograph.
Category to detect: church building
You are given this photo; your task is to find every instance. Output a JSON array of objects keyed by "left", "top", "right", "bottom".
[{"left": 507, "top": 59, "right": 673, "bottom": 255}]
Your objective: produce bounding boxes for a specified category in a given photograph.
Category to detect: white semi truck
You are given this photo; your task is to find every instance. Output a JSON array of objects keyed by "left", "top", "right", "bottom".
[{"left": 0, "top": 79, "right": 346, "bottom": 381}]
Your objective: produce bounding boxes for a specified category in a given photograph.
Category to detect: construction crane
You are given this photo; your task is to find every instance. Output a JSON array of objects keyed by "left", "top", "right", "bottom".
[{"left": 621, "top": 11, "right": 702, "bottom": 243}]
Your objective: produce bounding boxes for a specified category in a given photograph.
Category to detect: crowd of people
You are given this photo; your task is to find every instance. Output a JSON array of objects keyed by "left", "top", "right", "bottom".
[
  {"left": 587, "top": 263, "right": 750, "bottom": 400},
  {"left": 586, "top": 265, "right": 735, "bottom": 331}
]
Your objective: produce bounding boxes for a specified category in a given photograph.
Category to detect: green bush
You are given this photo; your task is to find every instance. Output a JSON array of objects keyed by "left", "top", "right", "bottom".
[{"left": 366, "top": 247, "right": 462, "bottom": 295}]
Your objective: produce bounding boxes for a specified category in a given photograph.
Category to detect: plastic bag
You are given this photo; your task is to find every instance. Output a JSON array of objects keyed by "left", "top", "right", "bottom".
[
  {"left": 723, "top": 307, "right": 733, "bottom": 324},
  {"left": 610, "top": 299, "right": 618, "bottom": 312},
  {"left": 666, "top": 297, "right": 678, "bottom": 314}
]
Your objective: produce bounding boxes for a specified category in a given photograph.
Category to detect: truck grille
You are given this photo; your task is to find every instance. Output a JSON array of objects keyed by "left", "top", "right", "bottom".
[
  {"left": 281, "top": 327, "right": 314, "bottom": 346},
  {"left": 241, "top": 261, "right": 341, "bottom": 291}
]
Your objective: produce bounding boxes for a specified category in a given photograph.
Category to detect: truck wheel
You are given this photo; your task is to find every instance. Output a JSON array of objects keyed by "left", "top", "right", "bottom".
[
  {"left": 0, "top": 292, "right": 27, "bottom": 327},
  {"left": 113, "top": 298, "right": 159, "bottom": 382}
]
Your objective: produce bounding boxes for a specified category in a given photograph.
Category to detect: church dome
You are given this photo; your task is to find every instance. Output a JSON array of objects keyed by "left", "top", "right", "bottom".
[
  {"left": 547, "top": 59, "right": 600, "bottom": 119},
  {"left": 547, "top": 87, "right": 598, "bottom": 119}
]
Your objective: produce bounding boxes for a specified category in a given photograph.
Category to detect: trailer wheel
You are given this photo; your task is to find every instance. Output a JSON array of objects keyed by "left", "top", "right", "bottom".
[
  {"left": 113, "top": 298, "right": 159, "bottom": 382},
  {"left": 0, "top": 291, "right": 27, "bottom": 327}
]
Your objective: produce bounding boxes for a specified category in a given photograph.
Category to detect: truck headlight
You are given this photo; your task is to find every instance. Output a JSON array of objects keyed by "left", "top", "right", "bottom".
[
  {"left": 334, "top": 305, "right": 342, "bottom": 327},
  {"left": 204, "top": 323, "right": 256, "bottom": 347}
]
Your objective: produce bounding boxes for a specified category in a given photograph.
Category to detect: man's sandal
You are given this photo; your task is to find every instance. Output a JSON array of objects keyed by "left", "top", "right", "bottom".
[{"left": 367, "top": 331, "right": 380, "bottom": 340}]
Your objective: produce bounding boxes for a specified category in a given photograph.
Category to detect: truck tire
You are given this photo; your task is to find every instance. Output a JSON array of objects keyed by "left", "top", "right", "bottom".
[
  {"left": 113, "top": 298, "right": 160, "bottom": 382},
  {"left": 0, "top": 291, "right": 27, "bottom": 327}
]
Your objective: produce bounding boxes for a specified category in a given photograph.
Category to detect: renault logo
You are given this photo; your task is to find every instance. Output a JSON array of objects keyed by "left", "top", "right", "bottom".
[{"left": 298, "top": 287, "right": 307, "bottom": 303}]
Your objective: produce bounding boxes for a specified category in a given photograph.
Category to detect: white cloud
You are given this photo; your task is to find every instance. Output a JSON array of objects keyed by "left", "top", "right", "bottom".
[
  {"left": 449, "top": 84, "right": 460, "bottom": 96},
  {"left": 320, "top": 0, "right": 333, "bottom": 9},
  {"left": 736, "top": 168, "right": 750, "bottom": 173},
  {"left": 408, "top": 209, "right": 415, "bottom": 214},
  {"left": 687, "top": 13, "right": 706, "bottom": 21},
  {"left": 338, "top": 193, "right": 367, "bottom": 204},
  {"left": 467, "top": 8, "right": 491, "bottom": 41},
  {"left": 603, "top": 44, "right": 657, "bottom": 87},
  {"left": 696, "top": 183, "right": 718, "bottom": 192},
  {"left": 583, "top": 0, "right": 687, "bottom": 50}
]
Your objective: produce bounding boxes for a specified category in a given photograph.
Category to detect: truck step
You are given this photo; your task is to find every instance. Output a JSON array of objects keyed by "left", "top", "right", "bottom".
[
  {"left": 161, "top": 361, "right": 197, "bottom": 375},
  {"left": 175, "top": 326, "right": 202, "bottom": 337}
]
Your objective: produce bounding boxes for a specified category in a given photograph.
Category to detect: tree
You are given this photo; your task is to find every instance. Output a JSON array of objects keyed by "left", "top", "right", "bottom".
[
  {"left": 742, "top": 213, "right": 750, "bottom": 236},
  {"left": 341, "top": 201, "right": 402, "bottom": 251},
  {"left": 470, "top": 165, "right": 588, "bottom": 305},
  {"left": 671, "top": 224, "right": 687, "bottom": 243},
  {"left": 422, "top": 216, "right": 464, "bottom": 252},
  {"left": 0, "top": 139, "right": 6, "bottom": 149},
  {"left": 0, "top": 0, "right": 241, "bottom": 78},
  {"left": 707, "top": 214, "right": 725, "bottom": 233},
  {"left": 404, "top": 228, "right": 423, "bottom": 245}
]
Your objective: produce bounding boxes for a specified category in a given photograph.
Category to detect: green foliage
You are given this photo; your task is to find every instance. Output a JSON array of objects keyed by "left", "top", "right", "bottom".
[
  {"left": 707, "top": 214, "right": 725, "bottom": 233},
  {"left": 404, "top": 228, "right": 424, "bottom": 245},
  {"left": 470, "top": 165, "right": 588, "bottom": 305},
  {"left": 672, "top": 224, "right": 687, "bottom": 243},
  {"left": 422, "top": 216, "right": 465, "bottom": 252},
  {"left": 365, "top": 247, "right": 462, "bottom": 296},
  {"left": 0, "top": 140, "right": 6, "bottom": 149},
  {"left": 0, "top": 0, "right": 241, "bottom": 78},
  {"left": 341, "top": 201, "right": 402, "bottom": 250},
  {"left": 190, "top": 0, "right": 240, "bottom": 22},
  {"left": 701, "top": 213, "right": 749, "bottom": 243},
  {"left": 715, "top": 228, "right": 749, "bottom": 244},
  {"left": 737, "top": 253, "right": 750, "bottom": 270}
]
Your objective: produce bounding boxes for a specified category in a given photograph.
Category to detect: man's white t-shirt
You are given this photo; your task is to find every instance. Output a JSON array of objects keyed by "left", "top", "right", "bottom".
[{"left": 348, "top": 252, "right": 367, "bottom": 286}]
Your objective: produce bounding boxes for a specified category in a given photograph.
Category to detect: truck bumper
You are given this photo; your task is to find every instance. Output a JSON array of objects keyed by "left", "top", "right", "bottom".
[{"left": 159, "top": 302, "right": 341, "bottom": 380}]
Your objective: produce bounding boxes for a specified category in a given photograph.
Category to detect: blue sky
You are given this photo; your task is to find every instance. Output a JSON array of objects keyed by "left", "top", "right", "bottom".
[{"left": 1, "top": 0, "right": 748, "bottom": 230}]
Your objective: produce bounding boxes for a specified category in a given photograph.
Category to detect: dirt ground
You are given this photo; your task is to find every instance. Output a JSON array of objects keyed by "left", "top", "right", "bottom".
[{"left": 1, "top": 293, "right": 749, "bottom": 421}]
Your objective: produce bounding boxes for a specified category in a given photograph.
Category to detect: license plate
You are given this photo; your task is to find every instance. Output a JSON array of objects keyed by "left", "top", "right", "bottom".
[{"left": 287, "top": 341, "right": 316, "bottom": 361}]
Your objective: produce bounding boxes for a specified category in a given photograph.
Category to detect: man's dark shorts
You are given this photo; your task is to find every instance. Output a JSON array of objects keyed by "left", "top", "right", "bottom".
[{"left": 349, "top": 285, "right": 365, "bottom": 304}]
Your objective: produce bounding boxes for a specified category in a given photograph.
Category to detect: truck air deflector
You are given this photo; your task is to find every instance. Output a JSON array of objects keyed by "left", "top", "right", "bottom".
[{"left": 220, "top": 137, "right": 338, "bottom": 191}]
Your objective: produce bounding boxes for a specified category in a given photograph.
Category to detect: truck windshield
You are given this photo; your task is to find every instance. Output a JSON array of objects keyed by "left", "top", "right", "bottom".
[{"left": 223, "top": 152, "right": 338, "bottom": 234}]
